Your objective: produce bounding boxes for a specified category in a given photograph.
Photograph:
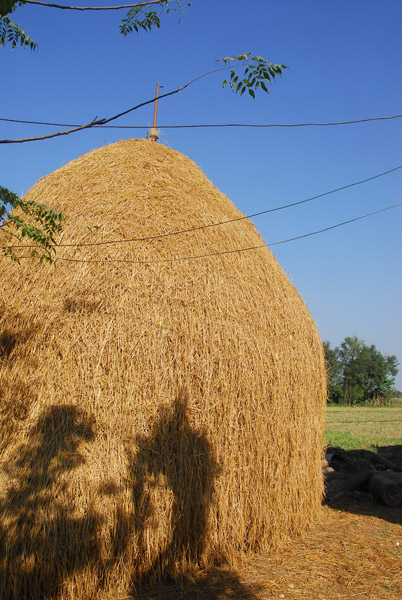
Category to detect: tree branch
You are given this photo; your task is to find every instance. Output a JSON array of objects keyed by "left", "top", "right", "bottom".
[
  {"left": 21, "top": 0, "right": 165, "bottom": 11},
  {"left": 0, "top": 117, "right": 103, "bottom": 143},
  {"left": 0, "top": 65, "right": 234, "bottom": 144}
]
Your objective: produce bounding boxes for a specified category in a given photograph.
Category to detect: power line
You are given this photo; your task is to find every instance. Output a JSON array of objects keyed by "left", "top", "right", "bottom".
[
  {"left": 268, "top": 202, "right": 401, "bottom": 247},
  {"left": 13, "top": 202, "right": 401, "bottom": 264},
  {"left": 7, "top": 163, "right": 402, "bottom": 250},
  {"left": 1, "top": 113, "right": 401, "bottom": 130}
]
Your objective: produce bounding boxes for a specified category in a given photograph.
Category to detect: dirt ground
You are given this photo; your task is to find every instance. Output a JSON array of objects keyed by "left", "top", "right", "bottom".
[{"left": 128, "top": 499, "right": 402, "bottom": 600}]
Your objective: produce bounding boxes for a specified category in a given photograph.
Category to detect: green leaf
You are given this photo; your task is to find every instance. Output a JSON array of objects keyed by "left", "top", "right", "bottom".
[
  {"left": 1, "top": 191, "right": 64, "bottom": 263},
  {"left": 0, "top": 0, "right": 19, "bottom": 18},
  {"left": 120, "top": 0, "right": 191, "bottom": 36},
  {"left": 219, "top": 52, "right": 287, "bottom": 99},
  {"left": 0, "top": 15, "right": 37, "bottom": 50},
  {"left": 0, "top": 185, "right": 19, "bottom": 207}
]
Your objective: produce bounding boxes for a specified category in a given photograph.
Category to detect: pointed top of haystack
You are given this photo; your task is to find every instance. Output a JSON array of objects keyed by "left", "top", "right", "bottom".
[{"left": 21, "top": 138, "right": 269, "bottom": 267}]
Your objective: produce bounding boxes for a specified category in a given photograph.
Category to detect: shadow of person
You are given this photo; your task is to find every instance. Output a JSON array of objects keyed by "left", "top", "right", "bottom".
[
  {"left": 0, "top": 404, "right": 101, "bottom": 599},
  {"left": 128, "top": 387, "right": 220, "bottom": 587},
  {"left": 130, "top": 566, "right": 264, "bottom": 600}
]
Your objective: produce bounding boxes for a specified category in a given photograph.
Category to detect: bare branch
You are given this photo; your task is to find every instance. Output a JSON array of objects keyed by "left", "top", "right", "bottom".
[
  {"left": 0, "top": 117, "right": 103, "bottom": 143},
  {"left": 22, "top": 0, "right": 165, "bottom": 11},
  {"left": 0, "top": 65, "right": 234, "bottom": 144}
]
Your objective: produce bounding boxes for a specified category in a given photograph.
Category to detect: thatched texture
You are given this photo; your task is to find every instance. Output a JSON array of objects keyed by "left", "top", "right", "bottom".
[{"left": 0, "top": 139, "right": 327, "bottom": 599}]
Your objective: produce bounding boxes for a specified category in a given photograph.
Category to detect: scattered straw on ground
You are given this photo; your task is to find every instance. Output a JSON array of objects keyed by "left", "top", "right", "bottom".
[{"left": 130, "top": 503, "right": 401, "bottom": 600}]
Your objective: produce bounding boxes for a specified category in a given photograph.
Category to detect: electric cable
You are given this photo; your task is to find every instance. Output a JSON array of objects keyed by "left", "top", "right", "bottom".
[
  {"left": 12, "top": 202, "right": 401, "bottom": 264},
  {"left": 1, "top": 113, "right": 401, "bottom": 130},
  {"left": 6, "top": 163, "right": 402, "bottom": 250}
]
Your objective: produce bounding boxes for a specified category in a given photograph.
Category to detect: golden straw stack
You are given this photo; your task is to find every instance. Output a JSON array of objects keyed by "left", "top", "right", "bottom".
[{"left": 0, "top": 139, "right": 327, "bottom": 599}]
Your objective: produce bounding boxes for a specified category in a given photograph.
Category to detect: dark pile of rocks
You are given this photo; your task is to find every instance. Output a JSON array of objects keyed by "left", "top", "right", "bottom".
[{"left": 323, "top": 446, "right": 402, "bottom": 507}]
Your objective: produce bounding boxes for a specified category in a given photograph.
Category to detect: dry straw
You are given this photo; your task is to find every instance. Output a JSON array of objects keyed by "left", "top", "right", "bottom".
[{"left": 0, "top": 139, "right": 327, "bottom": 599}]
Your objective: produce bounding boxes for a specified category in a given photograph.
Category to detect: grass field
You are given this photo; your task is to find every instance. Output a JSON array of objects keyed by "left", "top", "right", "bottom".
[{"left": 325, "top": 406, "right": 402, "bottom": 450}]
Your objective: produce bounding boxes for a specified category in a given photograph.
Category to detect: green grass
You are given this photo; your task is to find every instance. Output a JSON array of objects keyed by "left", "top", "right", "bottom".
[
  {"left": 324, "top": 406, "right": 402, "bottom": 450},
  {"left": 327, "top": 397, "right": 402, "bottom": 408}
]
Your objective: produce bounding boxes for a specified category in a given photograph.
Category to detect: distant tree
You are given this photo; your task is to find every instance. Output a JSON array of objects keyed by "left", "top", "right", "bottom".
[
  {"left": 364, "top": 344, "right": 398, "bottom": 401},
  {"left": 338, "top": 336, "right": 367, "bottom": 405},
  {"left": 385, "top": 354, "right": 399, "bottom": 378},
  {"left": 323, "top": 341, "right": 343, "bottom": 403},
  {"left": 323, "top": 336, "right": 399, "bottom": 405}
]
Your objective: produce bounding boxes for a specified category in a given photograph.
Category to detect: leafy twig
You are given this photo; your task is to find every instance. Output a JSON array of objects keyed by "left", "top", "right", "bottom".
[
  {"left": 218, "top": 53, "right": 287, "bottom": 99},
  {"left": 1, "top": 186, "right": 63, "bottom": 262}
]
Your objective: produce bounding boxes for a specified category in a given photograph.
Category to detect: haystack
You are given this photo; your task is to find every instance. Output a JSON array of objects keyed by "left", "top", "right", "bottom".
[{"left": 0, "top": 139, "right": 327, "bottom": 599}]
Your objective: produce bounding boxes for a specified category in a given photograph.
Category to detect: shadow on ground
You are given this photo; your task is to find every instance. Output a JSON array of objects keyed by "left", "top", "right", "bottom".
[
  {"left": 129, "top": 568, "right": 263, "bottom": 600},
  {"left": 378, "top": 444, "right": 402, "bottom": 461},
  {"left": 327, "top": 496, "right": 402, "bottom": 525}
]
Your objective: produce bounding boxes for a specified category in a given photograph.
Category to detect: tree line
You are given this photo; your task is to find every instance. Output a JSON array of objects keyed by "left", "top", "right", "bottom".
[{"left": 324, "top": 336, "right": 399, "bottom": 405}]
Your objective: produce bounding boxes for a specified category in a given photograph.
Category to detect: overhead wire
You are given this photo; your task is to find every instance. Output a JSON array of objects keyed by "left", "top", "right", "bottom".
[
  {"left": 7, "top": 163, "right": 402, "bottom": 250},
  {"left": 0, "top": 65, "right": 237, "bottom": 144},
  {"left": 13, "top": 202, "right": 402, "bottom": 264},
  {"left": 1, "top": 113, "right": 401, "bottom": 130}
]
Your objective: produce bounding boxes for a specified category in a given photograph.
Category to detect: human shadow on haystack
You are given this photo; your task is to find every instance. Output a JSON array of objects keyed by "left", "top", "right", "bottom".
[
  {"left": 127, "top": 388, "right": 221, "bottom": 590},
  {"left": 0, "top": 405, "right": 101, "bottom": 600}
]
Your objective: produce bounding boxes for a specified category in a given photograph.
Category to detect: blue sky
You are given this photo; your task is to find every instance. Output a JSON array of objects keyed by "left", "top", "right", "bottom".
[{"left": 2, "top": 0, "right": 402, "bottom": 387}]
